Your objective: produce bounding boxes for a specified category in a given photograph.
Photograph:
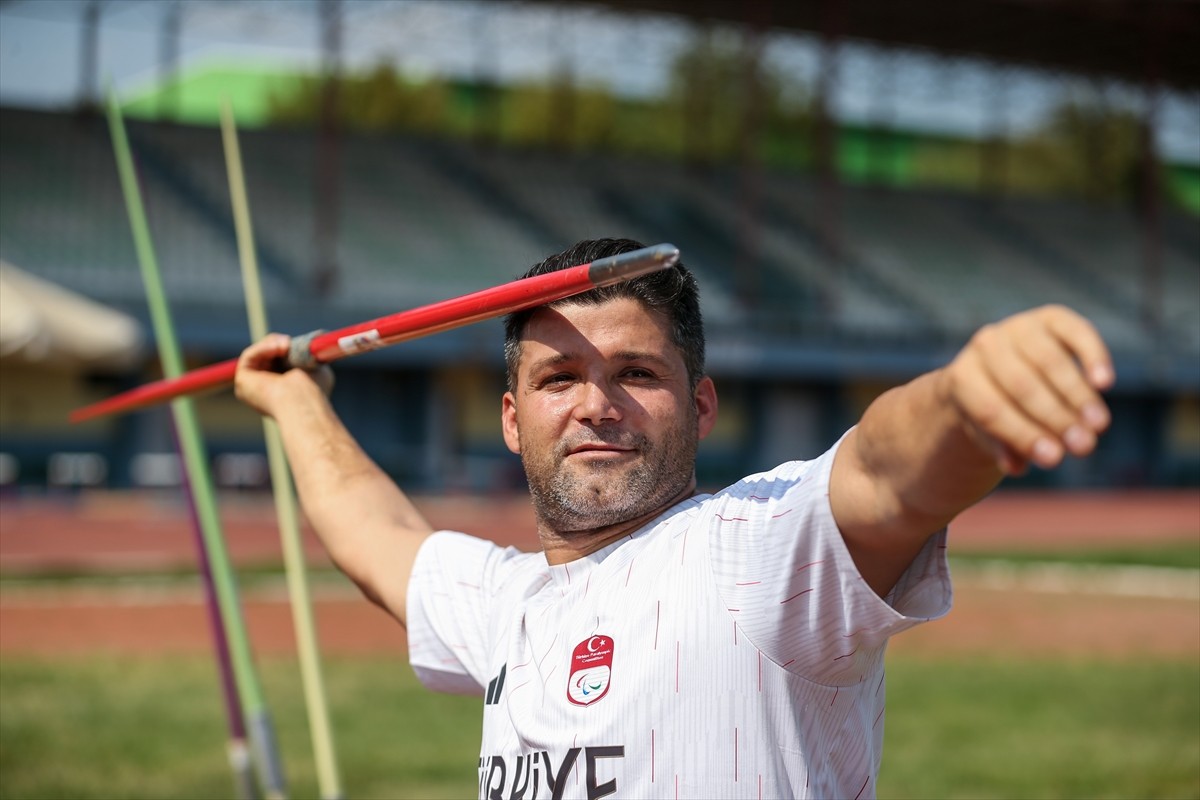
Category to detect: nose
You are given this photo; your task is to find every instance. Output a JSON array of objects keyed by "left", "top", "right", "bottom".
[{"left": 574, "top": 379, "right": 621, "bottom": 425}]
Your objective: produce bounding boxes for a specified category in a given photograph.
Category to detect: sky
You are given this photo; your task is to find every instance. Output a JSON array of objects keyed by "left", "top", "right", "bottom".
[
  {"left": 1, "top": 0, "right": 1197, "bottom": 161},
  {"left": 0, "top": 1, "right": 677, "bottom": 105}
]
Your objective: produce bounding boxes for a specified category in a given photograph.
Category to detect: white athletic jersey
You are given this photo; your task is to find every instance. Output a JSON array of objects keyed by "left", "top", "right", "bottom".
[{"left": 406, "top": 439, "right": 952, "bottom": 800}]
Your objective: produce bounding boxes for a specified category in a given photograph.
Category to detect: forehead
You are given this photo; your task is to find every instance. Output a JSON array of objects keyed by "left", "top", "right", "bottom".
[{"left": 518, "top": 298, "right": 677, "bottom": 364}]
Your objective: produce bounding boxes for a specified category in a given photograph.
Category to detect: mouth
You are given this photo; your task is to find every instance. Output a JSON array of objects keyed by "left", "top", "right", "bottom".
[{"left": 566, "top": 443, "right": 636, "bottom": 458}]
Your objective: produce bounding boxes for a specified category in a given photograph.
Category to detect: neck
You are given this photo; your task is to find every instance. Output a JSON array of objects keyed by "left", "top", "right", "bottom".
[{"left": 537, "top": 480, "right": 699, "bottom": 565}]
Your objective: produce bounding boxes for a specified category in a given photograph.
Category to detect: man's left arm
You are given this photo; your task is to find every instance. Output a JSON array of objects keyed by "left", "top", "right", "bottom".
[{"left": 830, "top": 304, "right": 1114, "bottom": 597}]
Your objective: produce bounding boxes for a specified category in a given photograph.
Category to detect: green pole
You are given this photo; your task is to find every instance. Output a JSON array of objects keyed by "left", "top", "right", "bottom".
[
  {"left": 221, "top": 100, "right": 345, "bottom": 800},
  {"left": 105, "top": 92, "right": 287, "bottom": 800}
]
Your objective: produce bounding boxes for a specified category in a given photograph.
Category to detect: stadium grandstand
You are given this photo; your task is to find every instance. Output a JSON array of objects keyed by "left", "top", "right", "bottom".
[{"left": 0, "top": 0, "right": 1197, "bottom": 492}]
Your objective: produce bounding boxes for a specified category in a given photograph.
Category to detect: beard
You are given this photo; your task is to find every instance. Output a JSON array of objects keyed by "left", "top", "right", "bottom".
[{"left": 521, "top": 407, "right": 699, "bottom": 533}]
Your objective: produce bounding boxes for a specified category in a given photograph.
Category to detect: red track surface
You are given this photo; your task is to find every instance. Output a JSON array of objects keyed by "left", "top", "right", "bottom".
[
  {"left": 3, "top": 489, "right": 1196, "bottom": 573},
  {"left": 1, "top": 490, "right": 1197, "bottom": 659}
]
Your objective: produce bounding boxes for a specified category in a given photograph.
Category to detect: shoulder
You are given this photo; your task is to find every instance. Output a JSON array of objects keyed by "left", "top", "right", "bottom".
[
  {"left": 414, "top": 530, "right": 546, "bottom": 589},
  {"left": 704, "top": 442, "right": 842, "bottom": 514}
]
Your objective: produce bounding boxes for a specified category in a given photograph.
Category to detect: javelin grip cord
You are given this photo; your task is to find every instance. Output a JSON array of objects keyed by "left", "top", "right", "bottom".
[{"left": 287, "top": 330, "right": 326, "bottom": 370}]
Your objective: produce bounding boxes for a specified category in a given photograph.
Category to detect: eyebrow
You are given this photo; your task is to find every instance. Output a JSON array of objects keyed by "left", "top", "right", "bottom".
[
  {"left": 526, "top": 350, "right": 674, "bottom": 375},
  {"left": 612, "top": 350, "right": 673, "bottom": 369}
]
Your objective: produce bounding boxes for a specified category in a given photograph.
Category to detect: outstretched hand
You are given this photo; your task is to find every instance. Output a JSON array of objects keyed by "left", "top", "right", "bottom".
[
  {"left": 938, "top": 304, "right": 1114, "bottom": 476},
  {"left": 234, "top": 333, "right": 335, "bottom": 419}
]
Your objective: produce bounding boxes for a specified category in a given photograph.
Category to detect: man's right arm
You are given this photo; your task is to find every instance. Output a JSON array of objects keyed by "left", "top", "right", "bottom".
[{"left": 234, "top": 334, "right": 433, "bottom": 627}]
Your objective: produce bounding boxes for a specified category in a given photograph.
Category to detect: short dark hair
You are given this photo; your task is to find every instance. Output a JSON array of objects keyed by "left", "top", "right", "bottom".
[{"left": 503, "top": 238, "right": 706, "bottom": 392}]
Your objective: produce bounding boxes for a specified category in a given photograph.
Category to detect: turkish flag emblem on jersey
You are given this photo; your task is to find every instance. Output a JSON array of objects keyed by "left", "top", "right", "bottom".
[{"left": 567, "top": 635, "right": 614, "bottom": 706}]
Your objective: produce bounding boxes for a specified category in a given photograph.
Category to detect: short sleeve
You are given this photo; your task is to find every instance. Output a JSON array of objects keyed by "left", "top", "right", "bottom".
[
  {"left": 405, "top": 531, "right": 526, "bottom": 695},
  {"left": 708, "top": 434, "right": 952, "bottom": 685}
]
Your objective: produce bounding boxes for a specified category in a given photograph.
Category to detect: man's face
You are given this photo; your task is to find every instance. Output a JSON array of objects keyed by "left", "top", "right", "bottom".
[{"left": 502, "top": 297, "right": 717, "bottom": 533}]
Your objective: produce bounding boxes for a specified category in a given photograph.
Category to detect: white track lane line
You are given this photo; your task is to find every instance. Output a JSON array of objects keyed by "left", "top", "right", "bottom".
[{"left": 952, "top": 560, "right": 1200, "bottom": 600}]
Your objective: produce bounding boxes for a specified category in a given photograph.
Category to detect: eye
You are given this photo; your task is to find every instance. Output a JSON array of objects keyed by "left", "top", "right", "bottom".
[
  {"left": 540, "top": 372, "right": 575, "bottom": 388},
  {"left": 621, "top": 367, "right": 656, "bottom": 381}
]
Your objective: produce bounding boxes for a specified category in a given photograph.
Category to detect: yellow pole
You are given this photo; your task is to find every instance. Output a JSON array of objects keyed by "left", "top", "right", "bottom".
[{"left": 221, "top": 99, "right": 344, "bottom": 800}]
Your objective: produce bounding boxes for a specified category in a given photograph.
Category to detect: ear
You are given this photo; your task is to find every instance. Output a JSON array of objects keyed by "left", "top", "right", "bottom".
[
  {"left": 694, "top": 376, "right": 718, "bottom": 440},
  {"left": 501, "top": 391, "right": 521, "bottom": 454}
]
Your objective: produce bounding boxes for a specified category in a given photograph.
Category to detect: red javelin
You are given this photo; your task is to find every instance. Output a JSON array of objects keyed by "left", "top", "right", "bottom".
[{"left": 70, "top": 243, "right": 680, "bottom": 423}]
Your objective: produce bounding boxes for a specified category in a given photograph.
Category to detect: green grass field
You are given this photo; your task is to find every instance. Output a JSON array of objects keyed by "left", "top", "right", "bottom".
[
  {"left": 1, "top": 654, "right": 1196, "bottom": 799},
  {"left": 882, "top": 658, "right": 1199, "bottom": 799},
  {"left": 949, "top": 542, "right": 1200, "bottom": 570}
]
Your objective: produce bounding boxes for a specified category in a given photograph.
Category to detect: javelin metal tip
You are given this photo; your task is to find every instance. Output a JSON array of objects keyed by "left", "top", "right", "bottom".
[
  {"left": 651, "top": 243, "right": 681, "bottom": 266},
  {"left": 587, "top": 243, "right": 681, "bottom": 287}
]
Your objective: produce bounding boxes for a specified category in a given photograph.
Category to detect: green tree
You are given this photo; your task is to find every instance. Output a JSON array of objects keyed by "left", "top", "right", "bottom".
[
  {"left": 267, "top": 62, "right": 449, "bottom": 135},
  {"left": 658, "top": 28, "right": 804, "bottom": 164},
  {"left": 264, "top": 33, "right": 818, "bottom": 167},
  {"left": 1015, "top": 100, "right": 1146, "bottom": 201}
]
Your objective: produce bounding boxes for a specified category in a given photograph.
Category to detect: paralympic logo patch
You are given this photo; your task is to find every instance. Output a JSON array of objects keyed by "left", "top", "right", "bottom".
[{"left": 567, "top": 635, "right": 614, "bottom": 707}]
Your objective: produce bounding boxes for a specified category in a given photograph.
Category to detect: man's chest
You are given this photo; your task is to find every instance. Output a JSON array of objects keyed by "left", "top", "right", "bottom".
[{"left": 480, "top": 540, "right": 766, "bottom": 750}]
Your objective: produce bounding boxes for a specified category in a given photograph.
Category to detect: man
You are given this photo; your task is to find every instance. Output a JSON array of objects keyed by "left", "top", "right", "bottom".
[{"left": 235, "top": 238, "right": 1113, "bottom": 799}]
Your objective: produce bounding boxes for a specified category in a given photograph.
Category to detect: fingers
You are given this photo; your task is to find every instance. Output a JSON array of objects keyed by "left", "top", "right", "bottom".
[
  {"left": 949, "top": 347, "right": 1044, "bottom": 474},
  {"left": 950, "top": 306, "right": 1114, "bottom": 475},
  {"left": 234, "top": 333, "right": 293, "bottom": 416},
  {"left": 239, "top": 332, "right": 291, "bottom": 372},
  {"left": 234, "top": 333, "right": 336, "bottom": 419},
  {"left": 1042, "top": 306, "right": 1115, "bottom": 391},
  {"left": 1017, "top": 311, "right": 1112, "bottom": 447}
]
